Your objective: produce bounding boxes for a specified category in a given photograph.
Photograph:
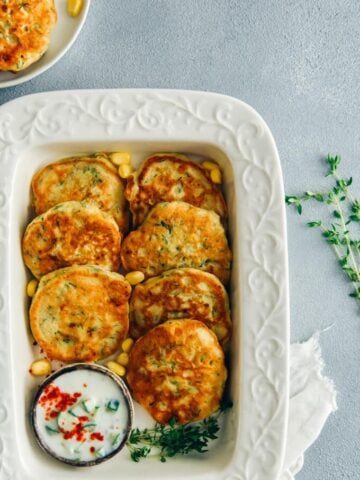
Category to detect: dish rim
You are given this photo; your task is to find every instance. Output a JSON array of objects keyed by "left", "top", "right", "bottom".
[
  {"left": 0, "top": 88, "right": 289, "bottom": 480},
  {"left": 0, "top": 0, "right": 91, "bottom": 89}
]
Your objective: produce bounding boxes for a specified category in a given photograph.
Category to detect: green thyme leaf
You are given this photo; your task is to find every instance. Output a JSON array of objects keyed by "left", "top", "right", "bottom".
[
  {"left": 325, "top": 154, "right": 341, "bottom": 176},
  {"left": 307, "top": 221, "right": 322, "bottom": 228},
  {"left": 350, "top": 288, "right": 360, "bottom": 300},
  {"left": 286, "top": 154, "right": 360, "bottom": 305},
  {"left": 126, "top": 405, "right": 231, "bottom": 463}
]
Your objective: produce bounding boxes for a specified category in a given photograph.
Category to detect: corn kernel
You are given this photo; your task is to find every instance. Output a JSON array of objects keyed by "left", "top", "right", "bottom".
[
  {"left": 110, "top": 152, "right": 131, "bottom": 166},
  {"left": 118, "top": 164, "right": 133, "bottom": 179},
  {"left": 116, "top": 352, "right": 129, "bottom": 366},
  {"left": 211, "top": 324, "right": 228, "bottom": 341},
  {"left": 67, "top": 0, "right": 83, "bottom": 17},
  {"left": 29, "top": 359, "right": 52, "bottom": 376},
  {"left": 26, "top": 279, "right": 38, "bottom": 297},
  {"left": 125, "top": 271, "right": 145, "bottom": 285},
  {"left": 106, "top": 361, "right": 126, "bottom": 377},
  {"left": 121, "top": 338, "right": 134, "bottom": 353},
  {"left": 210, "top": 167, "right": 222, "bottom": 184},
  {"left": 201, "top": 160, "right": 219, "bottom": 171}
]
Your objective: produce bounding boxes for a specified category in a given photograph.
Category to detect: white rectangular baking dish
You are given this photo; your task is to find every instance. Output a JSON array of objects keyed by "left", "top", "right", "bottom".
[{"left": 0, "top": 89, "right": 289, "bottom": 480}]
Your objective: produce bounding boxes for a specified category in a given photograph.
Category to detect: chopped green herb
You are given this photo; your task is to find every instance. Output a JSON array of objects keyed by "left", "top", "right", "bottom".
[
  {"left": 106, "top": 399, "right": 120, "bottom": 412},
  {"left": 158, "top": 220, "right": 173, "bottom": 233},
  {"left": 45, "top": 425, "right": 59, "bottom": 435},
  {"left": 83, "top": 423, "right": 97, "bottom": 429},
  {"left": 111, "top": 433, "right": 121, "bottom": 445},
  {"left": 68, "top": 408, "right": 78, "bottom": 417},
  {"left": 95, "top": 447, "right": 105, "bottom": 458},
  {"left": 82, "top": 398, "right": 98, "bottom": 414}
]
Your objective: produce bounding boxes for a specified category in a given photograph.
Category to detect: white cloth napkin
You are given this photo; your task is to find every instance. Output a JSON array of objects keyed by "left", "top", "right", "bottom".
[{"left": 280, "top": 334, "right": 338, "bottom": 479}]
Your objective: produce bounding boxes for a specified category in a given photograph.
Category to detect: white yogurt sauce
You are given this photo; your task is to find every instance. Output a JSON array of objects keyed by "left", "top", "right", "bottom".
[{"left": 34, "top": 368, "right": 131, "bottom": 463}]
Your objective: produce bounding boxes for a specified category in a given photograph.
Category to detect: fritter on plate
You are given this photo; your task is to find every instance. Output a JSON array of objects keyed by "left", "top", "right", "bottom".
[
  {"left": 0, "top": 0, "right": 57, "bottom": 72},
  {"left": 30, "top": 265, "right": 131, "bottom": 362},
  {"left": 31, "top": 154, "right": 128, "bottom": 233},
  {"left": 127, "top": 319, "right": 227, "bottom": 424},
  {"left": 129, "top": 267, "right": 231, "bottom": 344},
  {"left": 121, "top": 201, "right": 231, "bottom": 284},
  {"left": 22, "top": 201, "right": 121, "bottom": 278},
  {"left": 125, "top": 153, "right": 227, "bottom": 226}
]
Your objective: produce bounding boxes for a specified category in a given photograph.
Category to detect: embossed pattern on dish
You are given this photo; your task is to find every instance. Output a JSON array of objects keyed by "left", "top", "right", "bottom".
[{"left": 0, "top": 89, "right": 289, "bottom": 480}]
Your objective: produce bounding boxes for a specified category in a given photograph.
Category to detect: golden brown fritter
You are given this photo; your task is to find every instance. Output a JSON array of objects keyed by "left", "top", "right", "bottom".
[
  {"left": 22, "top": 201, "right": 121, "bottom": 279},
  {"left": 30, "top": 265, "right": 131, "bottom": 362},
  {"left": 129, "top": 268, "right": 231, "bottom": 344},
  {"left": 127, "top": 319, "right": 227, "bottom": 424},
  {"left": 121, "top": 201, "right": 231, "bottom": 284},
  {"left": 125, "top": 153, "right": 227, "bottom": 226},
  {"left": 31, "top": 154, "right": 128, "bottom": 233},
  {"left": 0, "top": 0, "right": 57, "bottom": 72}
]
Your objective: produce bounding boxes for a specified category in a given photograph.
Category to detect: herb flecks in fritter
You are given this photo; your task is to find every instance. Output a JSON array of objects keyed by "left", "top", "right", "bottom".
[
  {"left": 22, "top": 201, "right": 122, "bottom": 278},
  {"left": 127, "top": 319, "right": 227, "bottom": 425},
  {"left": 0, "top": 0, "right": 57, "bottom": 72},
  {"left": 30, "top": 265, "right": 131, "bottom": 362},
  {"left": 125, "top": 153, "right": 227, "bottom": 226},
  {"left": 121, "top": 201, "right": 231, "bottom": 284},
  {"left": 32, "top": 154, "right": 128, "bottom": 233},
  {"left": 129, "top": 268, "right": 231, "bottom": 344}
]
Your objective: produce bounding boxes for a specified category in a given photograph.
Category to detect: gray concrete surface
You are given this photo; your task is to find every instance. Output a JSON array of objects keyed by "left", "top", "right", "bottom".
[{"left": 0, "top": 1, "right": 358, "bottom": 478}]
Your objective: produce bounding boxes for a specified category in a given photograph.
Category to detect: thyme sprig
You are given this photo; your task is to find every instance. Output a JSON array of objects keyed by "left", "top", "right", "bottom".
[
  {"left": 286, "top": 155, "right": 360, "bottom": 302},
  {"left": 127, "top": 403, "right": 231, "bottom": 463}
]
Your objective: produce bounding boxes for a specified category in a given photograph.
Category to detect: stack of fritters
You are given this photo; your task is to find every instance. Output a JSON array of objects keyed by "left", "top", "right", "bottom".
[
  {"left": 125, "top": 153, "right": 227, "bottom": 226},
  {"left": 24, "top": 154, "right": 128, "bottom": 362},
  {"left": 123, "top": 153, "right": 231, "bottom": 424},
  {"left": 31, "top": 154, "right": 128, "bottom": 233},
  {"left": 25, "top": 152, "right": 232, "bottom": 425}
]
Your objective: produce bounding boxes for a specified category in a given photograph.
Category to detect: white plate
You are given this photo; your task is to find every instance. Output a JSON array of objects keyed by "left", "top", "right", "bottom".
[
  {"left": 0, "top": 89, "right": 289, "bottom": 480},
  {"left": 0, "top": 0, "right": 91, "bottom": 88}
]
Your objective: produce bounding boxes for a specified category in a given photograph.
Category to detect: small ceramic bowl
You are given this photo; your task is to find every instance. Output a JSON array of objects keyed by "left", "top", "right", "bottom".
[{"left": 31, "top": 363, "right": 134, "bottom": 467}]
